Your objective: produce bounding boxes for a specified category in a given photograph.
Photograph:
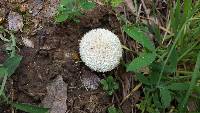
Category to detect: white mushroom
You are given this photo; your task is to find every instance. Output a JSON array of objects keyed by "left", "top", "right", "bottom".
[{"left": 79, "top": 28, "right": 122, "bottom": 72}]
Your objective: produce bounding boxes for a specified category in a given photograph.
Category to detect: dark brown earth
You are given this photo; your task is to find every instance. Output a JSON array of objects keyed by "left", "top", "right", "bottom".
[{"left": 0, "top": 0, "right": 140, "bottom": 113}]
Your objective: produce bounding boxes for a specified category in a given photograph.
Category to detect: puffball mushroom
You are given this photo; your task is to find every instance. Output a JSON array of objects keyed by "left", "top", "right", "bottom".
[{"left": 79, "top": 28, "right": 123, "bottom": 72}]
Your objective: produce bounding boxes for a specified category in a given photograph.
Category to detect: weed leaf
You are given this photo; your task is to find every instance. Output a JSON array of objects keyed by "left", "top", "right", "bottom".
[
  {"left": 80, "top": 0, "right": 96, "bottom": 10},
  {"left": 127, "top": 52, "right": 156, "bottom": 72},
  {"left": 3, "top": 55, "right": 22, "bottom": 77},
  {"left": 111, "top": 0, "right": 123, "bottom": 7},
  {"left": 166, "top": 83, "right": 190, "bottom": 91},
  {"left": 13, "top": 103, "right": 49, "bottom": 113},
  {"left": 123, "top": 25, "right": 155, "bottom": 51},
  {"left": 108, "top": 106, "right": 117, "bottom": 113},
  {"left": 55, "top": 13, "right": 69, "bottom": 22},
  {"left": 150, "top": 62, "right": 177, "bottom": 74},
  {"left": 60, "top": 0, "right": 73, "bottom": 6},
  {"left": 136, "top": 74, "right": 151, "bottom": 85},
  {"left": 100, "top": 79, "right": 109, "bottom": 90},
  {"left": 100, "top": 76, "right": 119, "bottom": 95},
  {"left": 153, "top": 92, "right": 162, "bottom": 108},
  {"left": 160, "top": 88, "right": 171, "bottom": 108},
  {"left": 108, "top": 105, "right": 123, "bottom": 113}
]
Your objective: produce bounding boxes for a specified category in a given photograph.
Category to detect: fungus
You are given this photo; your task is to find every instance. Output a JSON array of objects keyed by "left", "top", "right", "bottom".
[{"left": 79, "top": 28, "right": 122, "bottom": 72}]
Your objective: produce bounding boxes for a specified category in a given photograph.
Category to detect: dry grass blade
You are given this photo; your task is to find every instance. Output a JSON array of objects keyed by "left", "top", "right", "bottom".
[
  {"left": 120, "top": 83, "right": 142, "bottom": 106},
  {"left": 124, "top": 0, "right": 135, "bottom": 13}
]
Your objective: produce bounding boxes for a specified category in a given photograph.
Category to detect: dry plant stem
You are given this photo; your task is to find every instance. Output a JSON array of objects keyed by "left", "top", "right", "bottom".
[
  {"left": 10, "top": 80, "right": 15, "bottom": 113},
  {"left": 142, "top": 16, "right": 171, "bottom": 34},
  {"left": 118, "top": 6, "right": 135, "bottom": 61},
  {"left": 169, "top": 106, "right": 175, "bottom": 113},
  {"left": 120, "top": 83, "right": 142, "bottom": 106},
  {"left": 121, "top": 6, "right": 129, "bottom": 62},
  {"left": 141, "top": 0, "right": 150, "bottom": 23},
  {"left": 131, "top": 76, "right": 135, "bottom": 113},
  {"left": 162, "top": 17, "right": 171, "bottom": 43},
  {"left": 136, "top": 4, "right": 142, "bottom": 23},
  {"left": 93, "top": 0, "right": 104, "bottom": 5},
  {"left": 176, "top": 71, "right": 200, "bottom": 75},
  {"left": 124, "top": 0, "right": 136, "bottom": 14},
  {"left": 114, "top": 93, "right": 120, "bottom": 104},
  {"left": 105, "top": 4, "right": 171, "bottom": 34}
]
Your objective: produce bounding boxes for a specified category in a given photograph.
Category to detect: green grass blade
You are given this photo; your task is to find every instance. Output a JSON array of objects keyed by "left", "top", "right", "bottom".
[
  {"left": 178, "top": 41, "right": 199, "bottom": 61},
  {"left": 171, "top": 0, "right": 181, "bottom": 33},
  {"left": 178, "top": 51, "right": 200, "bottom": 112},
  {"left": 0, "top": 67, "right": 7, "bottom": 77},
  {"left": 184, "top": 0, "right": 192, "bottom": 19},
  {"left": 0, "top": 74, "right": 7, "bottom": 96},
  {"left": 168, "top": 47, "right": 178, "bottom": 72},
  {"left": 13, "top": 103, "right": 49, "bottom": 113}
]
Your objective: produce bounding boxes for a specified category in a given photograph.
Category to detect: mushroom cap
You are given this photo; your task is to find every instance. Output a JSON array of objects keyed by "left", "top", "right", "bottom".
[{"left": 79, "top": 28, "right": 122, "bottom": 72}]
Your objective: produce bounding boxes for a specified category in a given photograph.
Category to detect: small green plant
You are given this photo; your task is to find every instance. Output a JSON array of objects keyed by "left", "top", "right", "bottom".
[
  {"left": 100, "top": 76, "right": 119, "bottom": 95},
  {"left": 107, "top": 105, "right": 123, "bottom": 113},
  {"left": 0, "top": 26, "right": 49, "bottom": 113},
  {"left": 55, "top": 0, "right": 96, "bottom": 22},
  {"left": 103, "top": 0, "right": 123, "bottom": 7}
]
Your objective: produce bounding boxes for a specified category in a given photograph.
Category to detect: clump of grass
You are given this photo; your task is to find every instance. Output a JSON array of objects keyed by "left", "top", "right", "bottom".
[{"left": 120, "top": 0, "right": 200, "bottom": 112}]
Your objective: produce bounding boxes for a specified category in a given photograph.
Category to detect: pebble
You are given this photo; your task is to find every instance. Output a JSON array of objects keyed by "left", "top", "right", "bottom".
[{"left": 22, "top": 37, "right": 35, "bottom": 48}]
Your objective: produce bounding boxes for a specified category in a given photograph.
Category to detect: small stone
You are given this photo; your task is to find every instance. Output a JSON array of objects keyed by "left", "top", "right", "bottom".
[
  {"left": 8, "top": 12, "right": 24, "bottom": 32},
  {"left": 42, "top": 76, "right": 68, "bottom": 113},
  {"left": 22, "top": 37, "right": 34, "bottom": 48}
]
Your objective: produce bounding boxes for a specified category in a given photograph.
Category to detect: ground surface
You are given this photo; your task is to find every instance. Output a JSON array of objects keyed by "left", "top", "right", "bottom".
[{"left": 0, "top": 0, "right": 139, "bottom": 113}]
